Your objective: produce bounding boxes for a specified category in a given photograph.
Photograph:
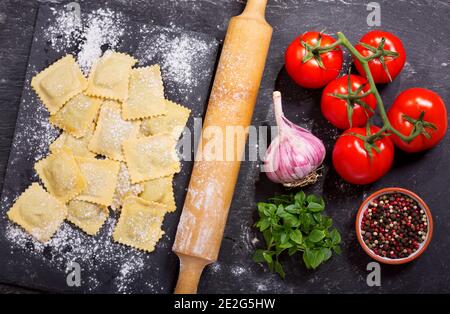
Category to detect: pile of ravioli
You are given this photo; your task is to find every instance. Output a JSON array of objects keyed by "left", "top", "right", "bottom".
[{"left": 7, "top": 52, "right": 191, "bottom": 252}]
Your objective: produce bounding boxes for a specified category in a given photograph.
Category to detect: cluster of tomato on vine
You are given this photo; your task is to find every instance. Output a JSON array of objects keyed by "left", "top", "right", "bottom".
[{"left": 284, "top": 30, "right": 447, "bottom": 185}]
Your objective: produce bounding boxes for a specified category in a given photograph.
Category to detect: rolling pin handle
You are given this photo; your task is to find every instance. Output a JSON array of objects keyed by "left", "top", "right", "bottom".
[
  {"left": 242, "top": 0, "right": 268, "bottom": 17},
  {"left": 174, "top": 254, "right": 211, "bottom": 294}
]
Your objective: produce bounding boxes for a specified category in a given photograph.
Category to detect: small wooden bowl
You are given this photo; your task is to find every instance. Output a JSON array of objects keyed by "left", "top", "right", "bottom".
[{"left": 355, "top": 187, "right": 433, "bottom": 265}]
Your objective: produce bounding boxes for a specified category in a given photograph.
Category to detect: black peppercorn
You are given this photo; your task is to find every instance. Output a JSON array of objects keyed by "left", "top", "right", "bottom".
[{"left": 360, "top": 192, "right": 428, "bottom": 260}]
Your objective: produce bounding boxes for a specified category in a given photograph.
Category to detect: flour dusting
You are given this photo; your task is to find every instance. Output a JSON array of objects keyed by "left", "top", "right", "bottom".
[
  {"left": 5, "top": 217, "right": 147, "bottom": 292},
  {"left": 231, "top": 265, "right": 246, "bottom": 276},
  {"left": 135, "top": 25, "right": 217, "bottom": 98},
  {"left": 44, "top": 7, "right": 125, "bottom": 73},
  {"left": 115, "top": 256, "right": 145, "bottom": 293},
  {"left": 12, "top": 82, "right": 59, "bottom": 163}
]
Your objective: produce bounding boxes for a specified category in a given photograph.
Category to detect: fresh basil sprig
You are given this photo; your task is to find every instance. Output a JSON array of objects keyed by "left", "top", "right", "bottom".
[{"left": 253, "top": 191, "right": 342, "bottom": 278}]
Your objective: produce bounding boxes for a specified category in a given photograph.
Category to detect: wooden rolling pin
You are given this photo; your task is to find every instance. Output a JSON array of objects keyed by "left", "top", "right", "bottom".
[{"left": 172, "top": 0, "right": 272, "bottom": 294}]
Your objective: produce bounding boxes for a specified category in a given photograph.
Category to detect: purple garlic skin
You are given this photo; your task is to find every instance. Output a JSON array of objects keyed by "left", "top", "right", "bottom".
[{"left": 264, "top": 91, "right": 326, "bottom": 185}]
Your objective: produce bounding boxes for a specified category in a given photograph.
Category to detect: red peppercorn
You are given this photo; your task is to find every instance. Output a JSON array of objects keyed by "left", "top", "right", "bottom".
[{"left": 361, "top": 192, "right": 428, "bottom": 260}]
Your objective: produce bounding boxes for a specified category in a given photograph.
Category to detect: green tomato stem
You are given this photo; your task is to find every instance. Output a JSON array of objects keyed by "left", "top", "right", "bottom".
[{"left": 319, "top": 32, "right": 424, "bottom": 144}]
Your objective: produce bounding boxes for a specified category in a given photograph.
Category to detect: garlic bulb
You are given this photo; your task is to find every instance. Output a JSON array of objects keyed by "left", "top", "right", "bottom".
[{"left": 264, "top": 91, "right": 326, "bottom": 188}]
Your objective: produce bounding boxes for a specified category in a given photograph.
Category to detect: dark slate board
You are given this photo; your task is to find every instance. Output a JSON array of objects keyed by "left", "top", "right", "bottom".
[
  {"left": 0, "top": 3, "right": 218, "bottom": 293},
  {"left": 200, "top": 0, "right": 450, "bottom": 294}
]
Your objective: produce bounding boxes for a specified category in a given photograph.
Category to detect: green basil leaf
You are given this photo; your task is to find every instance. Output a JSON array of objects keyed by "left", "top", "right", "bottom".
[
  {"left": 321, "top": 248, "right": 332, "bottom": 262},
  {"left": 309, "top": 229, "right": 326, "bottom": 242},
  {"left": 307, "top": 213, "right": 315, "bottom": 228},
  {"left": 320, "top": 197, "right": 325, "bottom": 208},
  {"left": 278, "top": 241, "right": 294, "bottom": 249},
  {"left": 330, "top": 229, "right": 342, "bottom": 245},
  {"left": 256, "top": 218, "right": 270, "bottom": 231},
  {"left": 322, "top": 216, "right": 333, "bottom": 229},
  {"left": 279, "top": 212, "right": 299, "bottom": 228},
  {"left": 309, "top": 249, "right": 325, "bottom": 269},
  {"left": 285, "top": 204, "right": 299, "bottom": 214},
  {"left": 333, "top": 245, "right": 342, "bottom": 255},
  {"left": 262, "top": 230, "right": 272, "bottom": 247},
  {"left": 257, "top": 202, "right": 267, "bottom": 212},
  {"left": 280, "top": 232, "right": 288, "bottom": 244},
  {"left": 263, "top": 251, "right": 273, "bottom": 264},
  {"left": 307, "top": 202, "right": 324, "bottom": 212},
  {"left": 297, "top": 212, "right": 309, "bottom": 229},
  {"left": 288, "top": 246, "right": 298, "bottom": 256},
  {"left": 257, "top": 203, "right": 268, "bottom": 218},
  {"left": 303, "top": 249, "right": 325, "bottom": 269},
  {"left": 262, "top": 203, "right": 276, "bottom": 217},
  {"left": 303, "top": 249, "right": 313, "bottom": 269},
  {"left": 294, "top": 191, "right": 306, "bottom": 204},
  {"left": 269, "top": 216, "right": 281, "bottom": 227},
  {"left": 306, "top": 194, "right": 320, "bottom": 204},
  {"left": 253, "top": 249, "right": 266, "bottom": 263},
  {"left": 274, "top": 261, "right": 286, "bottom": 279},
  {"left": 290, "top": 229, "right": 303, "bottom": 244},
  {"left": 276, "top": 204, "right": 285, "bottom": 216},
  {"left": 313, "top": 213, "right": 323, "bottom": 224}
]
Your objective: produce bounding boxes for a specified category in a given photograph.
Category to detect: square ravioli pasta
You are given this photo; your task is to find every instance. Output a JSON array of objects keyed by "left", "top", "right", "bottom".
[
  {"left": 140, "top": 176, "right": 176, "bottom": 213},
  {"left": 111, "top": 163, "right": 143, "bottom": 212},
  {"left": 31, "top": 55, "right": 87, "bottom": 114},
  {"left": 35, "top": 147, "right": 86, "bottom": 204},
  {"left": 85, "top": 51, "right": 136, "bottom": 101},
  {"left": 122, "top": 65, "right": 167, "bottom": 120},
  {"left": 88, "top": 100, "right": 140, "bottom": 161},
  {"left": 123, "top": 133, "right": 180, "bottom": 183},
  {"left": 113, "top": 196, "right": 166, "bottom": 252},
  {"left": 67, "top": 200, "right": 108, "bottom": 236},
  {"left": 7, "top": 183, "right": 67, "bottom": 243},
  {"left": 141, "top": 100, "right": 191, "bottom": 140},
  {"left": 75, "top": 157, "right": 120, "bottom": 207},
  {"left": 50, "top": 126, "right": 96, "bottom": 158},
  {"left": 49, "top": 93, "right": 101, "bottom": 138}
]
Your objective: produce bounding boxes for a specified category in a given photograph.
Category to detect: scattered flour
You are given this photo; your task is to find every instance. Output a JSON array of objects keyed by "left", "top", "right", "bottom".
[
  {"left": 77, "top": 9, "right": 125, "bottom": 73},
  {"left": 115, "top": 256, "right": 145, "bottom": 293},
  {"left": 135, "top": 25, "right": 217, "bottom": 97},
  {"left": 44, "top": 7, "right": 82, "bottom": 52},
  {"left": 12, "top": 82, "right": 59, "bottom": 163},
  {"left": 256, "top": 283, "right": 269, "bottom": 292},
  {"left": 44, "top": 7, "right": 125, "bottom": 73},
  {"left": 231, "top": 265, "right": 246, "bottom": 276},
  {"left": 208, "top": 262, "right": 221, "bottom": 273},
  {"left": 4, "top": 217, "right": 147, "bottom": 293}
]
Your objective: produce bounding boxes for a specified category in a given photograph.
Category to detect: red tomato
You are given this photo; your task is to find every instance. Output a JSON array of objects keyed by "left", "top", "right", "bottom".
[
  {"left": 285, "top": 31, "right": 343, "bottom": 89},
  {"left": 321, "top": 75, "right": 377, "bottom": 129},
  {"left": 354, "top": 30, "right": 406, "bottom": 84},
  {"left": 332, "top": 126, "right": 395, "bottom": 185},
  {"left": 387, "top": 88, "right": 448, "bottom": 153}
]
